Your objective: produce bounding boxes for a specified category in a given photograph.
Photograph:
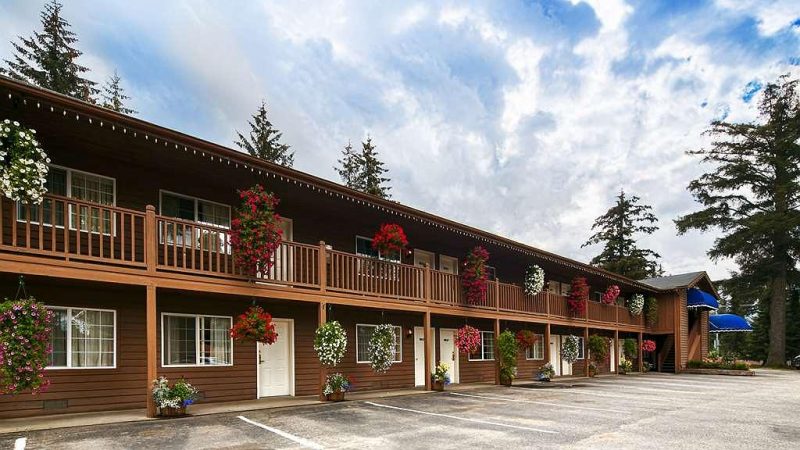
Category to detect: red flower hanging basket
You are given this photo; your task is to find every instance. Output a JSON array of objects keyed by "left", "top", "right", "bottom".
[
  {"left": 515, "top": 330, "right": 538, "bottom": 351},
  {"left": 601, "top": 285, "right": 620, "bottom": 305},
  {"left": 230, "top": 306, "right": 279, "bottom": 344},
  {"left": 567, "top": 277, "right": 589, "bottom": 316},
  {"left": 641, "top": 339, "right": 656, "bottom": 353},
  {"left": 230, "top": 185, "right": 283, "bottom": 277},
  {"left": 455, "top": 325, "right": 481, "bottom": 354},
  {"left": 371, "top": 223, "right": 408, "bottom": 256},
  {"left": 461, "top": 246, "right": 490, "bottom": 305}
]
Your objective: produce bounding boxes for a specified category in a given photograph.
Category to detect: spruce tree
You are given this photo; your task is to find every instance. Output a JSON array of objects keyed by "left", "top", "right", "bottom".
[
  {"left": 717, "top": 273, "right": 765, "bottom": 358},
  {"left": 1, "top": 0, "right": 97, "bottom": 99},
  {"left": 359, "top": 137, "right": 391, "bottom": 199},
  {"left": 100, "top": 70, "right": 136, "bottom": 115},
  {"left": 786, "top": 287, "right": 800, "bottom": 360},
  {"left": 335, "top": 141, "right": 362, "bottom": 190},
  {"left": 675, "top": 75, "right": 800, "bottom": 367},
  {"left": 582, "top": 189, "right": 661, "bottom": 279},
  {"left": 234, "top": 100, "right": 294, "bottom": 167}
]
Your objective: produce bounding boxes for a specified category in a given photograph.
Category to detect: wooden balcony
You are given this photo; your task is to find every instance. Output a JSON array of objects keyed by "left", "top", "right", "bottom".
[{"left": 0, "top": 195, "right": 645, "bottom": 329}]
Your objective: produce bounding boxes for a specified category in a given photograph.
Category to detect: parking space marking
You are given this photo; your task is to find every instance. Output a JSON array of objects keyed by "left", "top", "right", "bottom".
[
  {"left": 449, "top": 392, "right": 629, "bottom": 414},
  {"left": 578, "top": 383, "right": 701, "bottom": 395},
  {"left": 364, "top": 401, "right": 558, "bottom": 434},
  {"left": 237, "top": 415, "right": 323, "bottom": 449},
  {"left": 14, "top": 437, "right": 26, "bottom": 450}
]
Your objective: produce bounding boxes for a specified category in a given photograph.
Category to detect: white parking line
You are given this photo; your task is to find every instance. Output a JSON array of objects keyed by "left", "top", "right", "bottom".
[
  {"left": 364, "top": 401, "right": 558, "bottom": 434},
  {"left": 237, "top": 416, "right": 323, "bottom": 449},
  {"left": 14, "top": 437, "right": 26, "bottom": 450},
  {"left": 449, "top": 392, "right": 630, "bottom": 414},
  {"left": 579, "top": 383, "right": 701, "bottom": 395}
]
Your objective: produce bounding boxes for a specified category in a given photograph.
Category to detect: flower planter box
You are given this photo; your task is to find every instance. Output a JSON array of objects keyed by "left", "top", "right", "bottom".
[
  {"left": 683, "top": 368, "right": 754, "bottom": 376},
  {"left": 431, "top": 380, "right": 445, "bottom": 392},
  {"left": 159, "top": 406, "right": 187, "bottom": 417},
  {"left": 326, "top": 391, "right": 346, "bottom": 402}
]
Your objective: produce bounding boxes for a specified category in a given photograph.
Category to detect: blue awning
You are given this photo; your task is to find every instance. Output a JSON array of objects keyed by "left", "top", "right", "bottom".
[
  {"left": 709, "top": 314, "right": 753, "bottom": 333},
  {"left": 687, "top": 288, "right": 719, "bottom": 311}
]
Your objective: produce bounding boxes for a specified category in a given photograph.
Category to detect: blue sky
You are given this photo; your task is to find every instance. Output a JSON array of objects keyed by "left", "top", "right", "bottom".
[{"left": 2, "top": 0, "right": 799, "bottom": 279}]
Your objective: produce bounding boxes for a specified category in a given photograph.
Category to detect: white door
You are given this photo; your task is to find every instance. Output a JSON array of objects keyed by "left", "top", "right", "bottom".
[
  {"left": 609, "top": 340, "right": 616, "bottom": 373},
  {"left": 439, "top": 328, "right": 459, "bottom": 384},
  {"left": 549, "top": 335, "right": 561, "bottom": 377},
  {"left": 414, "top": 326, "right": 427, "bottom": 386},
  {"left": 258, "top": 319, "right": 293, "bottom": 397},
  {"left": 439, "top": 255, "right": 459, "bottom": 275},
  {"left": 414, "top": 250, "right": 435, "bottom": 268}
]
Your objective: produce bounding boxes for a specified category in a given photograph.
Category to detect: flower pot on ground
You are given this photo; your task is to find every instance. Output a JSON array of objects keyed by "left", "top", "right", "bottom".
[
  {"left": 431, "top": 362, "right": 450, "bottom": 391},
  {"left": 619, "top": 359, "right": 633, "bottom": 374},
  {"left": 587, "top": 334, "right": 610, "bottom": 375},
  {"left": 589, "top": 362, "right": 598, "bottom": 377},
  {"left": 323, "top": 373, "right": 352, "bottom": 401},
  {"left": 152, "top": 377, "right": 199, "bottom": 417},
  {"left": 497, "top": 330, "right": 519, "bottom": 386},
  {"left": 538, "top": 363, "right": 555, "bottom": 381}
]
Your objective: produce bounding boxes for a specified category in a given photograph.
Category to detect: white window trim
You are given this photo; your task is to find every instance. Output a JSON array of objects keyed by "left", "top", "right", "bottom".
[
  {"left": 355, "top": 323, "right": 403, "bottom": 364},
  {"left": 468, "top": 331, "right": 495, "bottom": 361},
  {"left": 159, "top": 189, "right": 232, "bottom": 229},
  {"left": 576, "top": 337, "right": 585, "bottom": 360},
  {"left": 525, "top": 333, "right": 545, "bottom": 360},
  {"left": 355, "top": 235, "right": 401, "bottom": 263},
  {"left": 161, "top": 312, "right": 234, "bottom": 368},
  {"left": 46, "top": 306, "right": 117, "bottom": 370}
]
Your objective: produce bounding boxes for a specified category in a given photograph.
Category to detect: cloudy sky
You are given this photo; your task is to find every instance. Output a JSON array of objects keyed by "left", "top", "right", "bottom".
[{"left": 2, "top": 0, "right": 799, "bottom": 280}]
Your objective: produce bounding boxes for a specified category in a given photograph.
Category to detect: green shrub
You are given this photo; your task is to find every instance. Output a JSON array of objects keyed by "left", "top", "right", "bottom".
[
  {"left": 587, "top": 335, "right": 609, "bottom": 363},
  {"left": 623, "top": 338, "right": 637, "bottom": 360},
  {"left": 497, "top": 330, "right": 519, "bottom": 382},
  {"left": 645, "top": 297, "right": 658, "bottom": 327},
  {"left": 687, "top": 359, "right": 749, "bottom": 370}
]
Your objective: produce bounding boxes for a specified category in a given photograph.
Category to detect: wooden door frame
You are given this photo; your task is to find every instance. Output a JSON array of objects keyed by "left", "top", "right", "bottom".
[{"left": 439, "top": 327, "right": 459, "bottom": 384}]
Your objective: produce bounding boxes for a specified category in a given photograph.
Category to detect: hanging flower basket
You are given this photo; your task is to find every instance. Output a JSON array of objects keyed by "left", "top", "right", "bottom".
[
  {"left": 515, "top": 330, "right": 538, "bottom": 351},
  {"left": 561, "top": 335, "right": 580, "bottom": 364},
  {"left": 314, "top": 321, "right": 347, "bottom": 367},
  {"left": 601, "top": 285, "right": 620, "bottom": 305},
  {"left": 0, "top": 119, "right": 50, "bottom": 205},
  {"left": 367, "top": 324, "right": 397, "bottom": 373},
  {"left": 645, "top": 297, "right": 658, "bottom": 326},
  {"left": 230, "top": 185, "right": 283, "bottom": 277},
  {"left": 461, "top": 246, "right": 489, "bottom": 305},
  {"left": 628, "top": 294, "right": 645, "bottom": 316},
  {"left": 455, "top": 325, "right": 481, "bottom": 354},
  {"left": 523, "top": 265, "right": 545, "bottom": 296},
  {"left": 641, "top": 339, "right": 656, "bottom": 353},
  {"left": 229, "top": 305, "right": 278, "bottom": 344},
  {"left": 567, "top": 277, "right": 589, "bottom": 316},
  {"left": 0, "top": 297, "right": 53, "bottom": 395},
  {"left": 371, "top": 223, "right": 408, "bottom": 257}
]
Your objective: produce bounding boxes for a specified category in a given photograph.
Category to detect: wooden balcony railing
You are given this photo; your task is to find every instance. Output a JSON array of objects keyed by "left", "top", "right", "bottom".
[{"left": 0, "top": 195, "right": 649, "bottom": 329}]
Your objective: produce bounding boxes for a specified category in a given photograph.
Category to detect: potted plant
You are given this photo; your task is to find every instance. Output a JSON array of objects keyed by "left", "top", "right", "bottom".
[
  {"left": 497, "top": 330, "right": 519, "bottom": 386},
  {"left": 314, "top": 321, "right": 347, "bottom": 367},
  {"left": 619, "top": 358, "right": 633, "bottom": 375},
  {"left": 431, "top": 362, "right": 450, "bottom": 391},
  {"left": 367, "top": 324, "right": 397, "bottom": 373},
  {"left": 601, "top": 285, "right": 620, "bottom": 305},
  {"left": 152, "top": 376, "right": 199, "bottom": 417},
  {"left": 587, "top": 335, "right": 609, "bottom": 377},
  {"left": 561, "top": 335, "right": 580, "bottom": 368},
  {"left": 567, "top": 277, "right": 589, "bottom": 316},
  {"left": 455, "top": 325, "right": 481, "bottom": 354},
  {"left": 461, "top": 246, "right": 490, "bottom": 305},
  {"left": 588, "top": 361, "right": 598, "bottom": 377},
  {"left": 628, "top": 294, "right": 645, "bottom": 316},
  {"left": 523, "top": 265, "right": 545, "bottom": 296},
  {"left": 230, "top": 185, "right": 283, "bottom": 277},
  {"left": 371, "top": 223, "right": 408, "bottom": 260},
  {"left": 0, "top": 119, "right": 50, "bottom": 204},
  {"left": 229, "top": 305, "right": 278, "bottom": 344},
  {"left": 641, "top": 339, "right": 656, "bottom": 353},
  {"left": 323, "top": 373, "right": 352, "bottom": 401},
  {"left": 0, "top": 296, "right": 54, "bottom": 395},
  {"left": 538, "top": 363, "right": 555, "bottom": 381}
]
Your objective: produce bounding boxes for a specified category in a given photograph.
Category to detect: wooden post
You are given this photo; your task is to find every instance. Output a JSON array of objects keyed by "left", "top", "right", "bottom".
[
  {"left": 674, "top": 292, "right": 682, "bottom": 373},
  {"left": 318, "top": 241, "right": 327, "bottom": 293},
  {"left": 638, "top": 332, "right": 644, "bottom": 373},
  {"left": 146, "top": 284, "right": 157, "bottom": 418},
  {"left": 424, "top": 266, "right": 431, "bottom": 303},
  {"left": 424, "top": 311, "right": 432, "bottom": 390},
  {"left": 145, "top": 205, "right": 157, "bottom": 274},
  {"left": 614, "top": 330, "right": 620, "bottom": 375},
  {"left": 318, "top": 302, "right": 327, "bottom": 400},
  {"left": 584, "top": 327, "right": 590, "bottom": 377},
  {"left": 544, "top": 323, "right": 551, "bottom": 364},
  {"left": 495, "top": 279, "right": 500, "bottom": 312},
  {"left": 494, "top": 318, "right": 501, "bottom": 385}
]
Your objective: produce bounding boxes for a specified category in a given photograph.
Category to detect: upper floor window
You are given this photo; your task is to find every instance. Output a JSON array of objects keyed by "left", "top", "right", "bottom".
[
  {"left": 48, "top": 306, "right": 116, "bottom": 369},
  {"left": 355, "top": 236, "right": 400, "bottom": 263},
  {"left": 160, "top": 191, "right": 231, "bottom": 228}
]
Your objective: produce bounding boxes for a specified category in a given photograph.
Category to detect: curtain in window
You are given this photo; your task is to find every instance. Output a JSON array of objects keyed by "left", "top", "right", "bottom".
[
  {"left": 165, "top": 315, "right": 196, "bottom": 365},
  {"left": 201, "top": 316, "right": 231, "bottom": 365},
  {"left": 49, "top": 309, "right": 68, "bottom": 367},
  {"left": 69, "top": 309, "right": 114, "bottom": 367}
]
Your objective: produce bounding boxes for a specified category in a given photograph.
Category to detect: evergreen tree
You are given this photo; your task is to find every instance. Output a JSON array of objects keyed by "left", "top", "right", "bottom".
[
  {"left": 786, "top": 287, "right": 800, "bottom": 360},
  {"left": 100, "top": 70, "right": 136, "bottom": 115},
  {"left": 582, "top": 189, "right": 661, "bottom": 279},
  {"left": 1, "top": 0, "right": 97, "bottom": 99},
  {"left": 335, "top": 141, "right": 362, "bottom": 189},
  {"left": 234, "top": 100, "right": 294, "bottom": 167},
  {"left": 675, "top": 75, "right": 800, "bottom": 367},
  {"left": 716, "top": 273, "right": 766, "bottom": 359},
  {"left": 359, "top": 137, "right": 391, "bottom": 199},
  {"left": 747, "top": 298, "right": 771, "bottom": 363}
]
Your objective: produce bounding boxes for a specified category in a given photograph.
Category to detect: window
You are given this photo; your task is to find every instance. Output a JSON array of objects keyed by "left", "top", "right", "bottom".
[
  {"left": 47, "top": 307, "right": 116, "bottom": 368},
  {"left": 525, "top": 334, "right": 545, "bottom": 360},
  {"left": 575, "top": 336, "right": 585, "bottom": 360},
  {"left": 355, "top": 236, "right": 400, "bottom": 263},
  {"left": 593, "top": 292, "right": 603, "bottom": 302},
  {"left": 160, "top": 191, "right": 231, "bottom": 228},
  {"left": 17, "top": 166, "right": 115, "bottom": 233},
  {"left": 355, "top": 324, "right": 402, "bottom": 363},
  {"left": 162, "top": 314, "right": 232, "bottom": 366},
  {"left": 468, "top": 331, "right": 495, "bottom": 361}
]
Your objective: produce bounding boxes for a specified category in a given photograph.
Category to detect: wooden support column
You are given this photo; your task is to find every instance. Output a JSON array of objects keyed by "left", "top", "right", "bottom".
[
  {"left": 614, "top": 330, "right": 620, "bottom": 375},
  {"left": 424, "top": 311, "right": 432, "bottom": 390},
  {"left": 494, "top": 318, "right": 501, "bottom": 385},
  {"left": 638, "top": 332, "right": 644, "bottom": 373},
  {"left": 145, "top": 205, "right": 156, "bottom": 274},
  {"left": 544, "top": 323, "right": 551, "bottom": 364},
  {"left": 584, "top": 327, "right": 590, "bottom": 377},
  {"left": 318, "top": 302, "right": 327, "bottom": 400},
  {"left": 318, "top": 241, "right": 327, "bottom": 292},
  {"left": 146, "top": 284, "right": 157, "bottom": 418}
]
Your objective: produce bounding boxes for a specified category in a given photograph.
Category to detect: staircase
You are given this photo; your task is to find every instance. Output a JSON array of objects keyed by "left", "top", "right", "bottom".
[{"left": 659, "top": 335, "right": 675, "bottom": 373}]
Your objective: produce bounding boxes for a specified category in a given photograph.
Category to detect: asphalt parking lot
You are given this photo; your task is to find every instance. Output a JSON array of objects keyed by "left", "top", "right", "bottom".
[{"left": 3, "top": 370, "right": 798, "bottom": 449}]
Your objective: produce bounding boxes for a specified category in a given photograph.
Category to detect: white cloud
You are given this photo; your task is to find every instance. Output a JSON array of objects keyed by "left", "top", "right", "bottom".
[{"left": 715, "top": 0, "right": 800, "bottom": 35}]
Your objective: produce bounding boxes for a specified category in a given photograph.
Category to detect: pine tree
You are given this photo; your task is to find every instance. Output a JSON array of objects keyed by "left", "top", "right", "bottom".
[
  {"left": 335, "top": 141, "right": 362, "bottom": 189},
  {"left": 359, "top": 137, "right": 391, "bottom": 199},
  {"left": 582, "top": 189, "right": 661, "bottom": 279},
  {"left": 717, "top": 273, "right": 766, "bottom": 359},
  {"left": 234, "top": 100, "right": 294, "bottom": 167},
  {"left": 675, "top": 75, "right": 800, "bottom": 367},
  {"left": 1, "top": 0, "right": 97, "bottom": 99},
  {"left": 786, "top": 287, "right": 800, "bottom": 360},
  {"left": 100, "top": 70, "right": 136, "bottom": 115}
]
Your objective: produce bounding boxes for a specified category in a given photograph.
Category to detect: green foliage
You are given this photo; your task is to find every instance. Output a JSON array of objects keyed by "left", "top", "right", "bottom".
[
  {"left": 100, "top": 70, "right": 135, "bottom": 115},
  {"left": 619, "top": 359, "right": 633, "bottom": 373},
  {"left": 645, "top": 297, "right": 658, "bottom": 327},
  {"left": 1, "top": 1, "right": 96, "bottom": 100},
  {"left": 0, "top": 297, "right": 53, "bottom": 394},
  {"left": 314, "top": 321, "right": 347, "bottom": 367},
  {"left": 235, "top": 100, "right": 294, "bottom": 167},
  {"left": 587, "top": 335, "right": 609, "bottom": 364},
  {"left": 787, "top": 288, "right": 800, "bottom": 360},
  {"left": 675, "top": 75, "right": 800, "bottom": 366},
  {"left": 582, "top": 189, "right": 662, "bottom": 279},
  {"left": 561, "top": 335, "right": 580, "bottom": 363},
  {"left": 687, "top": 360, "right": 749, "bottom": 371},
  {"left": 367, "top": 324, "right": 396, "bottom": 373},
  {"left": 336, "top": 137, "right": 391, "bottom": 198},
  {"left": 497, "top": 330, "right": 519, "bottom": 382},
  {"left": 623, "top": 338, "right": 637, "bottom": 360}
]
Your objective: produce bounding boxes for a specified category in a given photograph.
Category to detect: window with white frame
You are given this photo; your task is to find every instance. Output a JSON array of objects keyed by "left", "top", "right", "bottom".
[
  {"left": 17, "top": 166, "right": 115, "bottom": 233},
  {"left": 525, "top": 334, "right": 545, "bottom": 360},
  {"left": 468, "top": 331, "right": 495, "bottom": 361},
  {"left": 355, "top": 236, "right": 401, "bottom": 263},
  {"left": 47, "top": 307, "right": 116, "bottom": 368},
  {"left": 355, "top": 324, "right": 402, "bottom": 363},
  {"left": 575, "top": 336, "right": 585, "bottom": 360},
  {"left": 159, "top": 191, "right": 231, "bottom": 251},
  {"left": 162, "top": 313, "right": 232, "bottom": 366}
]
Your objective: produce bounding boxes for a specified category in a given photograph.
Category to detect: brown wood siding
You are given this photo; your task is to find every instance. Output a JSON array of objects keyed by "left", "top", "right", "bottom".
[
  {"left": 700, "top": 310, "right": 709, "bottom": 359},
  {"left": 679, "top": 289, "right": 688, "bottom": 369},
  {"left": 432, "top": 316, "right": 496, "bottom": 384}
]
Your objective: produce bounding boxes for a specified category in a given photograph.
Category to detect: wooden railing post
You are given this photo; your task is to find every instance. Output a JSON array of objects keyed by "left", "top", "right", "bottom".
[
  {"left": 318, "top": 241, "right": 327, "bottom": 292},
  {"left": 546, "top": 293, "right": 551, "bottom": 318},
  {"left": 145, "top": 205, "right": 157, "bottom": 274},
  {"left": 424, "top": 266, "right": 431, "bottom": 303},
  {"left": 495, "top": 279, "right": 500, "bottom": 312}
]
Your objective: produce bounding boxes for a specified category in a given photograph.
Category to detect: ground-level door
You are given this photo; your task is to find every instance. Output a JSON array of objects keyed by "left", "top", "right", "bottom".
[
  {"left": 414, "top": 326, "right": 435, "bottom": 386},
  {"left": 439, "top": 328, "right": 459, "bottom": 384},
  {"left": 549, "top": 335, "right": 562, "bottom": 377},
  {"left": 258, "top": 319, "right": 294, "bottom": 397},
  {"left": 609, "top": 339, "right": 616, "bottom": 373}
]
